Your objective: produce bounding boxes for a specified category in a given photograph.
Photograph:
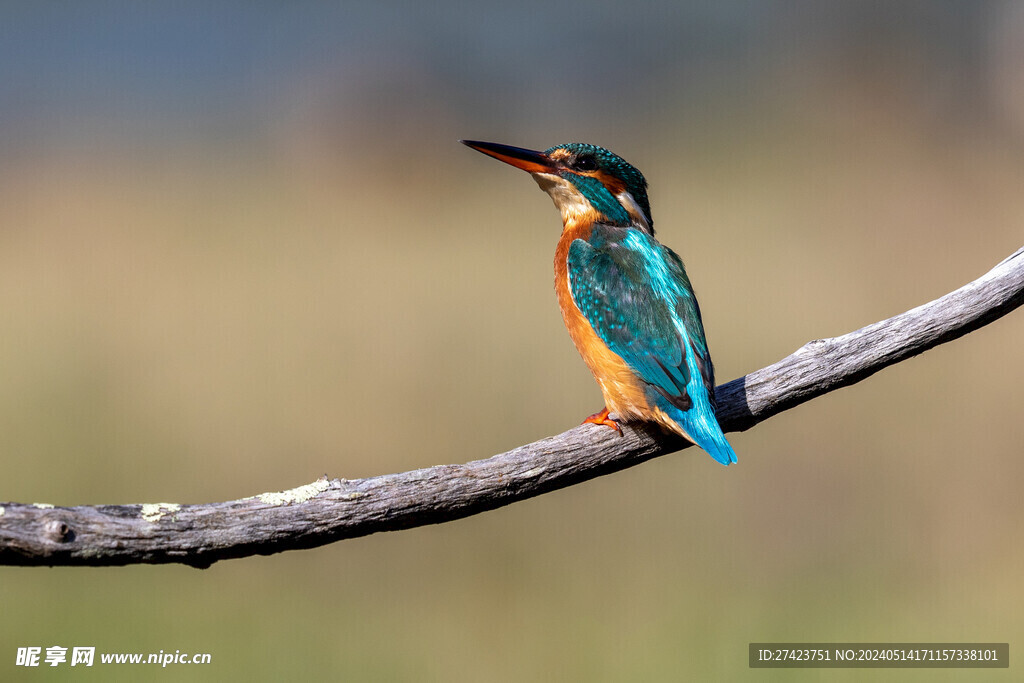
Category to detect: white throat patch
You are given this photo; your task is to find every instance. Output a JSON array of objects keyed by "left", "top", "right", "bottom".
[{"left": 531, "top": 173, "right": 599, "bottom": 228}]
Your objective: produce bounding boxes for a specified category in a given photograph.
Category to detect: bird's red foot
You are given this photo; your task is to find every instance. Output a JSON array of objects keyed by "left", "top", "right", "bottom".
[{"left": 583, "top": 407, "right": 621, "bottom": 434}]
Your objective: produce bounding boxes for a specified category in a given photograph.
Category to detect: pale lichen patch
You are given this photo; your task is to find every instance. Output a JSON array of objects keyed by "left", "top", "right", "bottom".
[
  {"left": 0, "top": 506, "right": 5, "bottom": 516},
  {"left": 141, "top": 503, "right": 181, "bottom": 523},
  {"left": 514, "top": 467, "right": 546, "bottom": 479},
  {"left": 33, "top": 503, "right": 54, "bottom": 509},
  {"left": 257, "top": 478, "right": 330, "bottom": 506}
]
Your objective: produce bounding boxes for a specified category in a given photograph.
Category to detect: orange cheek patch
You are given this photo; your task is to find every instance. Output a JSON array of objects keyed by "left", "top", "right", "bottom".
[{"left": 590, "top": 171, "right": 626, "bottom": 196}]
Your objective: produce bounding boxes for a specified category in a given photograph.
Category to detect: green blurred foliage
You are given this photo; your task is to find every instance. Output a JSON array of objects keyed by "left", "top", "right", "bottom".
[{"left": 2, "top": 3, "right": 1022, "bottom": 680}]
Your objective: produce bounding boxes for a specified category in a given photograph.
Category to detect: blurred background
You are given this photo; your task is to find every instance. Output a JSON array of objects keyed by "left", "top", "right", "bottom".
[{"left": 2, "top": 1, "right": 1022, "bottom": 680}]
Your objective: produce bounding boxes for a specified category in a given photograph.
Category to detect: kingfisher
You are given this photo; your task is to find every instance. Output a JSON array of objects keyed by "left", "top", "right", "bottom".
[{"left": 462, "top": 140, "right": 737, "bottom": 465}]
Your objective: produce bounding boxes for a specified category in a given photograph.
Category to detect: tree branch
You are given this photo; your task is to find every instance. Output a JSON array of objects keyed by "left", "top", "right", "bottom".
[{"left": 3, "top": 246, "right": 1023, "bottom": 567}]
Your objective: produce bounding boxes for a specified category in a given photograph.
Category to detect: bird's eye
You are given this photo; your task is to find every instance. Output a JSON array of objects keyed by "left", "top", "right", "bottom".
[{"left": 575, "top": 155, "right": 598, "bottom": 171}]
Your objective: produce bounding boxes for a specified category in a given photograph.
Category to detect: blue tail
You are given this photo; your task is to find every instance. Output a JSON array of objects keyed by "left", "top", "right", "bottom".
[
  {"left": 659, "top": 399, "right": 737, "bottom": 466},
  {"left": 691, "top": 424, "right": 738, "bottom": 466}
]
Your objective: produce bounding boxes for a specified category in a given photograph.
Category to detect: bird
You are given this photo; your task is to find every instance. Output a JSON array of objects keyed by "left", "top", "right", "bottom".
[{"left": 462, "top": 140, "right": 737, "bottom": 466}]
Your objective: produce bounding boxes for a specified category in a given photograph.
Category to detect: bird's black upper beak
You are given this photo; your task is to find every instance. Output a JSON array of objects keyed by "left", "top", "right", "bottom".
[{"left": 460, "top": 140, "right": 559, "bottom": 174}]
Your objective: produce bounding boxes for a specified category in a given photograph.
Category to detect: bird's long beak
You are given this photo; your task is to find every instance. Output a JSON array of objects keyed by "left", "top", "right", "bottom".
[{"left": 460, "top": 140, "right": 558, "bottom": 174}]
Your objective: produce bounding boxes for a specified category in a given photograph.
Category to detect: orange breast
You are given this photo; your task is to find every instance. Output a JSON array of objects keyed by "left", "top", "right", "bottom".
[{"left": 553, "top": 226, "right": 652, "bottom": 421}]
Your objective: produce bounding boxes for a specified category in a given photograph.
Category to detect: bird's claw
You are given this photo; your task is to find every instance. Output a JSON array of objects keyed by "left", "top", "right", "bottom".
[{"left": 582, "top": 407, "right": 622, "bottom": 435}]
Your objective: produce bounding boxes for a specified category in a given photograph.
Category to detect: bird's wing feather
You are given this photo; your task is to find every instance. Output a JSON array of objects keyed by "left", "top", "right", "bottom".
[{"left": 567, "top": 226, "right": 715, "bottom": 411}]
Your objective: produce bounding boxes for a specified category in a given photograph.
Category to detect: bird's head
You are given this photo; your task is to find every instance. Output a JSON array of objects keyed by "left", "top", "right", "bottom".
[{"left": 462, "top": 140, "right": 653, "bottom": 233}]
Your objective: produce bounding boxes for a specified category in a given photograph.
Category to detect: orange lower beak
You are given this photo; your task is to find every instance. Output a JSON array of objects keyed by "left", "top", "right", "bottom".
[{"left": 461, "top": 140, "right": 558, "bottom": 174}]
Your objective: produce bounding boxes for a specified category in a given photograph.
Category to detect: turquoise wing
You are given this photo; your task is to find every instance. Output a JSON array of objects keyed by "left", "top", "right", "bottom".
[{"left": 567, "top": 226, "right": 736, "bottom": 465}]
